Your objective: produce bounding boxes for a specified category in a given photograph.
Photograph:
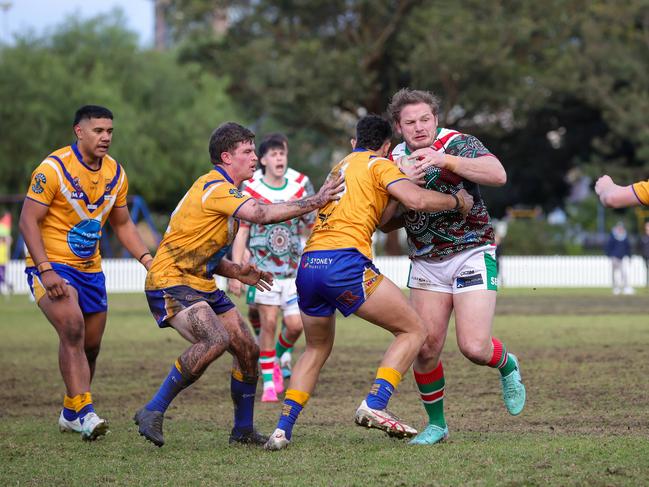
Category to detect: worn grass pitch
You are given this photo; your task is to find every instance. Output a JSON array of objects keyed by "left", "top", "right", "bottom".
[{"left": 1, "top": 289, "right": 649, "bottom": 486}]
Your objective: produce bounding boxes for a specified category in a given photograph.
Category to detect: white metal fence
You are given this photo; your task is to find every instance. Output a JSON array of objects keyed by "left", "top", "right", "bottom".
[{"left": 5, "top": 255, "right": 647, "bottom": 294}]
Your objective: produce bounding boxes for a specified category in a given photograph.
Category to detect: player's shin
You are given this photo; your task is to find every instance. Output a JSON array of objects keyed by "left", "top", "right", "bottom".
[{"left": 414, "top": 362, "right": 446, "bottom": 427}]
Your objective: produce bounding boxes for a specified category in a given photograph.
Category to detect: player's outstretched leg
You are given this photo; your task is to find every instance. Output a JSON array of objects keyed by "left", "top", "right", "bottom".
[
  {"left": 454, "top": 291, "right": 526, "bottom": 416},
  {"left": 136, "top": 302, "right": 229, "bottom": 446},
  {"left": 134, "top": 360, "right": 196, "bottom": 447},
  {"left": 353, "top": 277, "right": 425, "bottom": 439},
  {"left": 265, "top": 313, "right": 335, "bottom": 451}
]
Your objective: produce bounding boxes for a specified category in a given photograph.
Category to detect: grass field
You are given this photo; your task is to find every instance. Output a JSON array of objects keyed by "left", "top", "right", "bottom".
[{"left": 2, "top": 288, "right": 649, "bottom": 486}]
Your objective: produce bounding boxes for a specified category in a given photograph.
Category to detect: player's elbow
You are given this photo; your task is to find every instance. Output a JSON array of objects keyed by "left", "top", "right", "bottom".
[{"left": 493, "top": 168, "right": 507, "bottom": 187}]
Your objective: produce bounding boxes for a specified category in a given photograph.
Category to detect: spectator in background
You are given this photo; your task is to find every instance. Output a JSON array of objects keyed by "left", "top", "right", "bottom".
[
  {"left": 605, "top": 221, "right": 633, "bottom": 295},
  {"left": 640, "top": 222, "right": 649, "bottom": 288},
  {"left": 0, "top": 212, "right": 12, "bottom": 296}
]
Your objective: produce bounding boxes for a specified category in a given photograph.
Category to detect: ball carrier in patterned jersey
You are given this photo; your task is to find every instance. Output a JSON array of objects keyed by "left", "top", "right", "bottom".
[
  {"left": 264, "top": 115, "right": 474, "bottom": 451},
  {"left": 231, "top": 136, "right": 314, "bottom": 402},
  {"left": 133, "top": 122, "right": 343, "bottom": 448},
  {"left": 19, "top": 105, "right": 154, "bottom": 441},
  {"left": 382, "top": 88, "right": 526, "bottom": 445}
]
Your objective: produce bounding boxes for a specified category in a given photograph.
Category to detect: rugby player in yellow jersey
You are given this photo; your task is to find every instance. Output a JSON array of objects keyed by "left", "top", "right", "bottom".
[
  {"left": 265, "top": 114, "right": 474, "bottom": 450},
  {"left": 134, "top": 122, "right": 343, "bottom": 447},
  {"left": 595, "top": 174, "right": 649, "bottom": 208},
  {"left": 19, "top": 105, "right": 153, "bottom": 441}
]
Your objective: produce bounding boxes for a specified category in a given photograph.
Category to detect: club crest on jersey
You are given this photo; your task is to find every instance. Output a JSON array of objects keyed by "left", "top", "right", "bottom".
[
  {"left": 31, "top": 173, "right": 46, "bottom": 194},
  {"left": 229, "top": 188, "right": 245, "bottom": 199}
]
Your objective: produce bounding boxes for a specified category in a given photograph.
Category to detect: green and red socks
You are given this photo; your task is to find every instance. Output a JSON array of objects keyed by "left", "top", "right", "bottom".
[
  {"left": 275, "top": 328, "right": 296, "bottom": 358},
  {"left": 259, "top": 350, "right": 276, "bottom": 391},
  {"left": 487, "top": 337, "right": 517, "bottom": 376},
  {"left": 414, "top": 362, "right": 446, "bottom": 428}
]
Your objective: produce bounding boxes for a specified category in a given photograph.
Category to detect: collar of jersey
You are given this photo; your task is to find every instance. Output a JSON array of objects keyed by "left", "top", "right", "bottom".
[
  {"left": 213, "top": 165, "right": 234, "bottom": 184},
  {"left": 71, "top": 143, "right": 102, "bottom": 172},
  {"left": 260, "top": 176, "right": 288, "bottom": 191}
]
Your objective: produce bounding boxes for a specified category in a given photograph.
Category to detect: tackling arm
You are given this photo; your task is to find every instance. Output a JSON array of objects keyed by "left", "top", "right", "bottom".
[
  {"left": 387, "top": 180, "right": 474, "bottom": 217},
  {"left": 236, "top": 173, "right": 343, "bottom": 224}
]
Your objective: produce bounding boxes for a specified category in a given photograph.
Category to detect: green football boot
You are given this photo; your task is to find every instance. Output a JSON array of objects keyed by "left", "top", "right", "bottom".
[{"left": 500, "top": 354, "right": 526, "bottom": 415}]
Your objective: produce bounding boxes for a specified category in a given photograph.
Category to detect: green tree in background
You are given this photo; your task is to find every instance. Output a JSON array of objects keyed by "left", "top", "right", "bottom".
[
  {"left": 0, "top": 10, "right": 242, "bottom": 211},
  {"left": 165, "top": 0, "right": 648, "bottom": 218}
]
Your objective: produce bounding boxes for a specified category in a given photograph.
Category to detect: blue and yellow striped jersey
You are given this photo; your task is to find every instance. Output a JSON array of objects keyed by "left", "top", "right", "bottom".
[
  {"left": 25, "top": 143, "right": 128, "bottom": 272},
  {"left": 146, "top": 165, "right": 252, "bottom": 292},
  {"left": 304, "top": 148, "right": 408, "bottom": 259}
]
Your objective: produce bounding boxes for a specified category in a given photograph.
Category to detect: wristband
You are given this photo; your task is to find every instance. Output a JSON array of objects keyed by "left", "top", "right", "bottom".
[
  {"left": 451, "top": 193, "right": 461, "bottom": 211},
  {"left": 39, "top": 268, "right": 54, "bottom": 275},
  {"left": 37, "top": 261, "right": 53, "bottom": 273},
  {"left": 138, "top": 252, "right": 152, "bottom": 263}
]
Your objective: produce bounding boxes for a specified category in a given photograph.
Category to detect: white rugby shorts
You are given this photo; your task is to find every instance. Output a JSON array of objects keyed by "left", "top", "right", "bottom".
[
  {"left": 408, "top": 244, "right": 498, "bottom": 294},
  {"left": 252, "top": 277, "right": 300, "bottom": 315}
]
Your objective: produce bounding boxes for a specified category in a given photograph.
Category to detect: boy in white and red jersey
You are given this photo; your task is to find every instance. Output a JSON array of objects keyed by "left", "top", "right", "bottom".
[{"left": 231, "top": 137, "right": 314, "bottom": 401}]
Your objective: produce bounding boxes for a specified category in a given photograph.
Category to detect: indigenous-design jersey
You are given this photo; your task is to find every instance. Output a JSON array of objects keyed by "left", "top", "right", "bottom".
[
  {"left": 632, "top": 181, "right": 649, "bottom": 205},
  {"left": 24, "top": 143, "right": 128, "bottom": 272},
  {"left": 241, "top": 174, "right": 312, "bottom": 279},
  {"left": 391, "top": 128, "right": 496, "bottom": 259},
  {"left": 304, "top": 148, "right": 409, "bottom": 260},
  {"left": 252, "top": 167, "right": 315, "bottom": 231},
  {"left": 146, "top": 166, "right": 252, "bottom": 292}
]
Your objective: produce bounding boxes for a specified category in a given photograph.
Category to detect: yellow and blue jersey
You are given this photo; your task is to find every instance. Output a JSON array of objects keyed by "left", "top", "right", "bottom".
[
  {"left": 633, "top": 181, "right": 649, "bottom": 205},
  {"left": 304, "top": 148, "right": 408, "bottom": 259},
  {"left": 146, "top": 166, "right": 252, "bottom": 293},
  {"left": 24, "top": 143, "right": 128, "bottom": 272}
]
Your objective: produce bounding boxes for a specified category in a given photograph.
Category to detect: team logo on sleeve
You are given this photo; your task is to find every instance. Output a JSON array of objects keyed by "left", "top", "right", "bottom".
[
  {"left": 31, "top": 173, "right": 46, "bottom": 194},
  {"left": 229, "top": 188, "right": 245, "bottom": 198}
]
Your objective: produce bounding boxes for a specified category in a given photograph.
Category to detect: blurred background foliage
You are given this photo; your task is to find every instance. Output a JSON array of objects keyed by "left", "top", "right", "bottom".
[{"left": 1, "top": 0, "right": 648, "bottom": 253}]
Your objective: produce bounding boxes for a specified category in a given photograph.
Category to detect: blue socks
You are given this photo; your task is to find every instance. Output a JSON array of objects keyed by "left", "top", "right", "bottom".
[
  {"left": 230, "top": 374, "right": 256, "bottom": 433},
  {"left": 146, "top": 360, "right": 193, "bottom": 413}
]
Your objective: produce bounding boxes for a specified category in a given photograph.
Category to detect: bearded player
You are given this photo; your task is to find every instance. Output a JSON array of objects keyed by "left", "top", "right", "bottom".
[{"left": 383, "top": 88, "right": 525, "bottom": 446}]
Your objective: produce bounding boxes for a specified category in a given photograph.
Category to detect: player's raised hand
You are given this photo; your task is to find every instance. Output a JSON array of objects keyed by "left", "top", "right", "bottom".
[
  {"left": 315, "top": 172, "right": 345, "bottom": 206},
  {"left": 455, "top": 189, "right": 474, "bottom": 218},
  {"left": 238, "top": 263, "right": 274, "bottom": 291},
  {"left": 41, "top": 270, "right": 69, "bottom": 300},
  {"left": 594, "top": 175, "right": 615, "bottom": 197}
]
